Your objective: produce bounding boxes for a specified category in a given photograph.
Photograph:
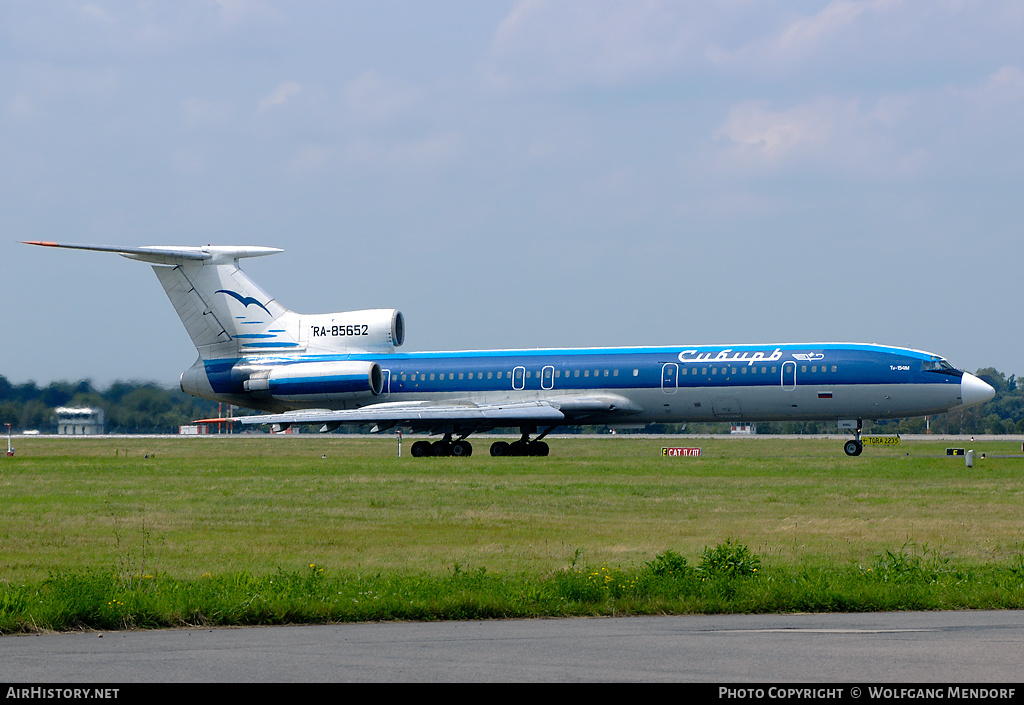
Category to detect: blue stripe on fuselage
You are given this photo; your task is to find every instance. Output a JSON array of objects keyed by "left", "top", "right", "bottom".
[{"left": 201, "top": 343, "right": 960, "bottom": 396}]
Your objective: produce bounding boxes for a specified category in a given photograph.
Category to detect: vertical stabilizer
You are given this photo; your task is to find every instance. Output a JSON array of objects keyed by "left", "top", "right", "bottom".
[
  {"left": 152, "top": 260, "right": 297, "bottom": 360},
  {"left": 23, "top": 242, "right": 296, "bottom": 360}
]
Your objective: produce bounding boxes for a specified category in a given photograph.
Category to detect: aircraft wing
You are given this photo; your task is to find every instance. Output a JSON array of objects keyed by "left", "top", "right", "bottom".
[{"left": 237, "top": 394, "right": 642, "bottom": 434}]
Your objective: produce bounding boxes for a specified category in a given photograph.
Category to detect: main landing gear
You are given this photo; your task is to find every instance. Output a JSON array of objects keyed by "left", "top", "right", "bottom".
[
  {"left": 408, "top": 427, "right": 557, "bottom": 458},
  {"left": 410, "top": 435, "right": 473, "bottom": 458},
  {"left": 490, "top": 426, "right": 555, "bottom": 457},
  {"left": 843, "top": 419, "right": 864, "bottom": 457},
  {"left": 489, "top": 439, "right": 549, "bottom": 457}
]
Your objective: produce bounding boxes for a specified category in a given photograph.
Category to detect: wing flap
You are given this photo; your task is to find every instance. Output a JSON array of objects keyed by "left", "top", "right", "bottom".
[
  {"left": 237, "top": 393, "right": 645, "bottom": 433},
  {"left": 239, "top": 400, "right": 566, "bottom": 428}
]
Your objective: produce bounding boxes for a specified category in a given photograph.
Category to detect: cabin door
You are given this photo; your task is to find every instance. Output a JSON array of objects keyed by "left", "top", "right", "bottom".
[
  {"left": 781, "top": 361, "right": 797, "bottom": 391},
  {"left": 541, "top": 365, "right": 555, "bottom": 390},
  {"left": 661, "top": 363, "right": 678, "bottom": 393}
]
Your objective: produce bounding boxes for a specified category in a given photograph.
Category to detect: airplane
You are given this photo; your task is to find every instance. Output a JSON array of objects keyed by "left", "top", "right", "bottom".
[{"left": 24, "top": 241, "right": 995, "bottom": 457}]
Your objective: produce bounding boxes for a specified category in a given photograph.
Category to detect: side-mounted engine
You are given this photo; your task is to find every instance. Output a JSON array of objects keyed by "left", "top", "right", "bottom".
[
  {"left": 185, "top": 308, "right": 406, "bottom": 410},
  {"left": 242, "top": 360, "right": 383, "bottom": 403},
  {"left": 231, "top": 309, "right": 404, "bottom": 407}
]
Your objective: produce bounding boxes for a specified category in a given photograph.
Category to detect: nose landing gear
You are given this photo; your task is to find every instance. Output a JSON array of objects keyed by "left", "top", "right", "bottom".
[{"left": 843, "top": 419, "right": 864, "bottom": 456}]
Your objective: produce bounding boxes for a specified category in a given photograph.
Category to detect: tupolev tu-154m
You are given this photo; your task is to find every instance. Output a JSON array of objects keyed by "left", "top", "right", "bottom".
[{"left": 25, "top": 241, "right": 994, "bottom": 457}]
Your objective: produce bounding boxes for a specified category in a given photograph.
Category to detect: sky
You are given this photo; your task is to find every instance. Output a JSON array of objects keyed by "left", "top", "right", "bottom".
[{"left": 2, "top": 0, "right": 1023, "bottom": 388}]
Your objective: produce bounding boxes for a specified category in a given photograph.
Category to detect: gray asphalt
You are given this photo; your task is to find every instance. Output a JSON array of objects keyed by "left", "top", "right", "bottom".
[{"left": 2, "top": 611, "right": 1023, "bottom": 682}]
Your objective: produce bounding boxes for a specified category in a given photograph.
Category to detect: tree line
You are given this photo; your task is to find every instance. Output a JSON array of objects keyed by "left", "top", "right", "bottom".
[
  {"left": 0, "top": 376, "right": 220, "bottom": 434},
  {"left": 1, "top": 367, "right": 1021, "bottom": 435}
]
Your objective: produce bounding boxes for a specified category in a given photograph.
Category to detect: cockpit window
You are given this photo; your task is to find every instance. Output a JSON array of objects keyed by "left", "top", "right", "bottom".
[{"left": 922, "top": 357, "right": 962, "bottom": 376}]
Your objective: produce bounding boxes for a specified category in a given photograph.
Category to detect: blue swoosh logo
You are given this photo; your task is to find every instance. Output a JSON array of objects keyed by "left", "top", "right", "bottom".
[{"left": 216, "top": 289, "right": 272, "bottom": 316}]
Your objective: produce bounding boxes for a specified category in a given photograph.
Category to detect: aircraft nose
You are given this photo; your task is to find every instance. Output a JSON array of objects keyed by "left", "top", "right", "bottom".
[{"left": 959, "top": 372, "right": 995, "bottom": 409}]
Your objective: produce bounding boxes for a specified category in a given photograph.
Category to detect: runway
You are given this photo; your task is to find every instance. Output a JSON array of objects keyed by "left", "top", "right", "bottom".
[{"left": 2, "top": 611, "right": 1022, "bottom": 682}]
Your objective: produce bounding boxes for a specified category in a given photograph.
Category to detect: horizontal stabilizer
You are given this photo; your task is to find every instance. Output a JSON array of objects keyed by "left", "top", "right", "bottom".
[{"left": 23, "top": 241, "right": 282, "bottom": 266}]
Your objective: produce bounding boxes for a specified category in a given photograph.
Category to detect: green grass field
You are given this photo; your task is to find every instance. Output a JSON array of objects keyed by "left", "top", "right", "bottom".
[{"left": 2, "top": 435, "right": 1023, "bottom": 631}]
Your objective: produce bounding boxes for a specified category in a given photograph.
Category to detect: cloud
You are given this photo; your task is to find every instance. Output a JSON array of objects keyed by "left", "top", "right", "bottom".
[
  {"left": 258, "top": 81, "right": 302, "bottom": 112},
  {"left": 765, "top": 0, "right": 901, "bottom": 62},
  {"left": 711, "top": 0, "right": 1024, "bottom": 78},
  {"left": 182, "top": 96, "right": 233, "bottom": 127},
  {"left": 286, "top": 143, "right": 333, "bottom": 174},
  {"left": 341, "top": 71, "right": 419, "bottom": 124},
  {"left": 339, "top": 133, "right": 459, "bottom": 171},
  {"left": 80, "top": 3, "right": 116, "bottom": 24},
  {"left": 7, "top": 95, "right": 36, "bottom": 120},
  {"left": 713, "top": 97, "right": 881, "bottom": 173},
  {"left": 213, "top": 0, "right": 276, "bottom": 26},
  {"left": 952, "top": 64, "right": 1024, "bottom": 113},
  {"left": 710, "top": 63, "right": 1024, "bottom": 179},
  {"left": 485, "top": 0, "right": 705, "bottom": 90}
]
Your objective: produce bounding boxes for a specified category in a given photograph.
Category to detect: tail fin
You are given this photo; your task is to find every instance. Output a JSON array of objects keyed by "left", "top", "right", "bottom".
[{"left": 23, "top": 242, "right": 295, "bottom": 360}]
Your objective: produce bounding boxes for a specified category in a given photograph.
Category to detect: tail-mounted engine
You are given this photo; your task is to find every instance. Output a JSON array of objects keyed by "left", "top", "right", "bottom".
[
  {"left": 243, "top": 361, "right": 383, "bottom": 402},
  {"left": 303, "top": 309, "right": 405, "bottom": 354}
]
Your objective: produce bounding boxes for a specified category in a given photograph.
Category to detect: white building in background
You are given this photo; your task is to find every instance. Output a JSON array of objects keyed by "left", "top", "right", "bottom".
[{"left": 55, "top": 407, "right": 105, "bottom": 435}]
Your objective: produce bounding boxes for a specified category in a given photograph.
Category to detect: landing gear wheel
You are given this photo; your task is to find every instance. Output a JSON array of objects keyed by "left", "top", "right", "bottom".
[
  {"left": 490, "top": 441, "right": 510, "bottom": 457},
  {"left": 509, "top": 440, "right": 530, "bottom": 456},
  {"left": 451, "top": 440, "right": 473, "bottom": 457},
  {"left": 530, "top": 441, "right": 549, "bottom": 456},
  {"left": 844, "top": 440, "right": 863, "bottom": 457},
  {"left": 432, "top": 440, "right": 453, "bottom": 457},
  {"left": 411, "top": 441, "right": 433, "bottom": 458}
]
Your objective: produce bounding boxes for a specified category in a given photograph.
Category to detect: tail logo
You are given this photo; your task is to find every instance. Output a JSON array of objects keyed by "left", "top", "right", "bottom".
[{"left": 216, "top": 289, "right": 272, "bottom": 316}]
